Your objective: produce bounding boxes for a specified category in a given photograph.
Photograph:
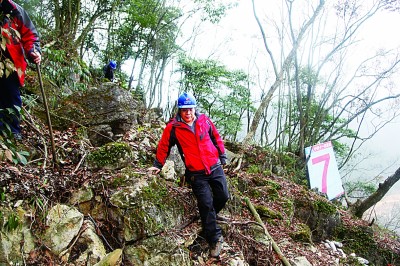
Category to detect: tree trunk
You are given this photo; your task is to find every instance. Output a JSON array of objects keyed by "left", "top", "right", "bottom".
[
  {"left": 350, "top": 166, "right": 400, "bottom": 218},
  {"left": 242, "top": 0, "right": 325, "bottom": 147}
]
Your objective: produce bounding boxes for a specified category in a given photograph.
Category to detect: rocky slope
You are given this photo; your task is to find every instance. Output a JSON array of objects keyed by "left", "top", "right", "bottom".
[{"left": 0, "top": 84, "right": 399, "bottom": 265}]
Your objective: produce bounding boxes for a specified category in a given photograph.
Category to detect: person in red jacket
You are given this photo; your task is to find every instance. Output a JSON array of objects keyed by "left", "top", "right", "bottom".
[
  {"left": 149, "top": 92, "right": 230, "bottom": 257},
  {"left": 0, "top": 0, "right": 41, "bottom": 140}
]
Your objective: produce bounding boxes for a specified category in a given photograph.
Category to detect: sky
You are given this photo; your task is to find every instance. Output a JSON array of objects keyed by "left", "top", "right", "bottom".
[
  {"left": 342, "top": 9, "right": 400, "bottom": 196},
  {"left": 191, "top": 0, "right": 400, "bottom": 180}
]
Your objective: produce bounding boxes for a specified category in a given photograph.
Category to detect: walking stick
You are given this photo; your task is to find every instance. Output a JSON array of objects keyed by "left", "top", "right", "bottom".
[{"left": 36, "top": 63, "right": 57, "bottom": 164}]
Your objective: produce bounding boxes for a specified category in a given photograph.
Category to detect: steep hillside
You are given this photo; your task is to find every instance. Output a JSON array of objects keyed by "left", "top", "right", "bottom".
[{"left": 1, "top": 108, "right": 400, "bottom": 265}]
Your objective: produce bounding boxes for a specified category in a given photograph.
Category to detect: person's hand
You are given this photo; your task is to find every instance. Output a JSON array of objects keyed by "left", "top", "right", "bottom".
[
  {"left": 148, "top": 166, "right": 161, "bottom": 175},
  {"left": 30, "top": 51, "right": 41, "bottom": 64}
]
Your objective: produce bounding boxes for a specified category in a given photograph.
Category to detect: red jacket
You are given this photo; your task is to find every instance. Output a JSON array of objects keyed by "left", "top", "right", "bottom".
[
  {"left": 1, "top": 0, "right": 41, "bottom": 86},
  {"left": 154, "top": 113, "right": 227, "bottom": 175}
]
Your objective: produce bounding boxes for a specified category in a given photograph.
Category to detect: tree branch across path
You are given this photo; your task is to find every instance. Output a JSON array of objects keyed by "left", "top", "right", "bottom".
[{"left": 350, "top": 166, "right": 400, "bottom": 218}]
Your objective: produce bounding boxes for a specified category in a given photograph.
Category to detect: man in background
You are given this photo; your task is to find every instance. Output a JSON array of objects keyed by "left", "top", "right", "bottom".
[
  {"left": 0, "top": 0, "right": 41, "bottom": 140},
  {"left": 103, "top": 60, "right": 117, "bottom": 82}
]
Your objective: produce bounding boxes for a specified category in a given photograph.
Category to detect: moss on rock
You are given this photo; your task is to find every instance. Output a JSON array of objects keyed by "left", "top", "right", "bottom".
[
  {"left": 255, "top": 205, "right": 283, "bottom": 220},
  {"left": 289, "top": 223, "right": 313, "bottom": 243},
  {"left": 333, "top": 225, "right": 400, "bottom": 265},
  {"left": 87, "top": 142, "right": 132, "bottom": 169},
  {"left": 293, "top": 194, "right": 341, "bottom": 242},
  {"left": 313, "top": 199, "right": 337, "bottom": 215}
]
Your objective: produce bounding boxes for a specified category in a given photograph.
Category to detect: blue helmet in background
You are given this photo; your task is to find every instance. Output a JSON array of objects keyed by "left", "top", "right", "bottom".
[
  {"left": 109, "top": 60, "right": 117, "bottom": 69},
  {"left": 177, "top": 92, "right": 197, "bottom": 109}
]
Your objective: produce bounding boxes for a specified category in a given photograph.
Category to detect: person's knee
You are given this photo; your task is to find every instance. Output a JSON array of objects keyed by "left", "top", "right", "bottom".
[
  {"left": 196, "top": 192, "right": 214, "bottom": 210},
  {"left": 214, "top": 193, "right": 228, "bottom": 210},
  {"left": 216, "top": 191, "right": 229, "bottom": 204}
]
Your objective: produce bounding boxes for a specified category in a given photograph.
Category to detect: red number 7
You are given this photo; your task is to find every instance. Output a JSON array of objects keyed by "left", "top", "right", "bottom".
[{"left": 311, "top": 153, "right": 330, "bottom": 194}]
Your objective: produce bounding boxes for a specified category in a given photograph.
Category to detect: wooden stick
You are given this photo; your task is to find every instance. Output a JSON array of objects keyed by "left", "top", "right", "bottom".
[
  {"left": 36, "top": 63, "right": 57, "bottom": 165},
  {"left": 245, "top": 197, "right": 291, "bottom": 266}
]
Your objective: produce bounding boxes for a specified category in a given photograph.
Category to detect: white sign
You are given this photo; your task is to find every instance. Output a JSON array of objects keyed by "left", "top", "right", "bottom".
[{"left": 304, "top": 141, "right": 344, "bottom": 200}]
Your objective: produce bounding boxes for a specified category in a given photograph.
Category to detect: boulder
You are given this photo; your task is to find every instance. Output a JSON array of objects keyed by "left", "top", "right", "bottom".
[
  {"left": 42, "top": 204, "right": 84, "bottom": 255},
  {"left": 0, "top": 206, "right": 35, "bottom": 265},
  {"left": 56, "top": 83, "right": 145, "bottom": 146}
]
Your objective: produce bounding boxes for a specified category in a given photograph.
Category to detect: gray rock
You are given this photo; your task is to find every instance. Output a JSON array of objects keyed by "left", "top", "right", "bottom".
[
  {"left": 42, "top": 204, "right": 84, "bottom": 255},
  {"left": 291, "top": 256, "right": 313, "bottom": 266}
]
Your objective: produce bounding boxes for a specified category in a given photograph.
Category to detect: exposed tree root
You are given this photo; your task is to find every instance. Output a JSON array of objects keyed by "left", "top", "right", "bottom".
[{"left": 245, "top": 197, "right": 291, "bottom": 266}]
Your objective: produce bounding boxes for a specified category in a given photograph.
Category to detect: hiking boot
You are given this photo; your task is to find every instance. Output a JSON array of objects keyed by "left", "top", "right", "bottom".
[{"left": 209, "top": 236, "right": 224, "bottom": 257}]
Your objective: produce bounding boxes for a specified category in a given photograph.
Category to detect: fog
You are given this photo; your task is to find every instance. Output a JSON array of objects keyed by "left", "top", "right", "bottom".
[
  {"left": 355, "top": 116, "right": 400, "bottom": 195},
  {"left": 201, "top": 1, "right": 400, "bottom": 183},
  {"left": 182, "top": 1, "right": 400, "bottom": 230}
]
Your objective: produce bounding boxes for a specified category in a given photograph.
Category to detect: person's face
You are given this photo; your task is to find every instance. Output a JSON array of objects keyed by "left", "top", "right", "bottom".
[{"left": 180, "top": 108, "right": 195, "bottom": 123}]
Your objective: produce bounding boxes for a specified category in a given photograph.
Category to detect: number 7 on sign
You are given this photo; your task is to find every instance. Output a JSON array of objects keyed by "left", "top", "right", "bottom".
[{"left": 311, "top": 153, "right": 330, "bottom": 194}]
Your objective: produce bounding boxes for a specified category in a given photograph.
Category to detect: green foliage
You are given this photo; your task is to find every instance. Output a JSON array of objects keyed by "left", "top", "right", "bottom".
[
  {"left": 255, "top": 205, "right": 283, "bottom": 220},
  {"left": 278, "top": 152, "right": 300, "bottom": 176},
  {"left": 0, "top": 58, "right": 15, "bottom": 78},
  {"left": 265, "top": 186, "right": 280, "bottom": 202},
  {"left": 289, "top": 223, "right": 313, "bottom": 243},
  {"left": 76, "top": 127, "right": 89, "bottom": 140},
  {"left": 42, "top": 47, "right": 90, "bottom": 92},
  {"left": 229, "top": 176, "right": 248, "bottom": 194},
  {"left": 177, "top": 56, "right": 254, "bottom": 141},
  {"left": 265, "top": 180, "right": 282, "bottom": 190},
  {"left": 0, "top": 13, "right": 19, "bottom": 77},
  {"left": 87, "top": 142, "right": 133, "bottom": 168},
  {"left": 0, "top": 109, "right": 30, "bottom": 165},
  {"left": 3, "top": 212, "right": 20, "bottom": 232},
  {"left": 0, "top": 139, "right": 30, "bottom": 165},
  {"left": 333, "top": 225, "right": 400, "bottom": 264},
  {"left": 142, "top": 182, "right": 168, "bottom": 209},
  {"left": 28, "top": 196, "right": 49, "bottom": 228},
  {"left": 0, "top": 187, "right": 5, "bottom": 202},
  {"left": 339, "top": 256, "right": 364, "bottom": 266},
  {"left": 344, "top": 180, "right": 376, "bottom": 199},
  {"left": 248, "top": 176, "right": 281, "bottom": 203},
  {"left": 330, "top": 140, "right": 351, "bottom": 165},
  {"left": 253, "top": 176, "right": 273, "bottom": 187},
  {"left": 277, "top": 65, "right": 356, "bottom": 165},
  {"left": 285, "top": 91, "right": 355, "bottom": 154},
  {"left": 19, "top": 0, "right": 54, "bottom": 38},
  {"left": 247, "top": 165, "right": 261, "bottom": 174},
  {"left": 113, "top": 0, "right": 181, "bottom": 68},
  {"left": 193, "top": 0, "right": 237, "bottom": 23},
  {"left": 249, "top": 187, "right": 261, "bottom": 198},
  {"left": 313, "top": 199, "right": 337, "bottom": 215},
  {"left": 334, "top": 225, "right": 375, "bottom": 253},
  {"left": 282, "top": 198, "right": 295, "bottom": 223}
]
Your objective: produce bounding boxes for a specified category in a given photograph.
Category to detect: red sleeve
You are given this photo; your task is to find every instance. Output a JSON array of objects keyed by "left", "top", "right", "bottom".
[
  {"left": 15, "top": 4, "right": 41, "bottom": 59},
  {"left": 154, "top": 123, "right": 174, "bottom": 169}
]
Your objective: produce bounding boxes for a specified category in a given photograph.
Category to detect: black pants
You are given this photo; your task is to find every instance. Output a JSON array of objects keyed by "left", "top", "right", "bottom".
[
  {"left": 0, "top": 73, "right": 22, "bottom": 134},
  {"left": 104, "top": 66, "right": 114, "bottom": 81},
  {"left": 191, "top": 166, "right": 229, "bottom": 244}
]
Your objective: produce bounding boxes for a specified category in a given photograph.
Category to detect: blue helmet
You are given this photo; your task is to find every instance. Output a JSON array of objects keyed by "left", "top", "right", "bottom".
[
  {"left": 109, "top": 60, "right": 117, "bottom": 69},
  {"left": 177, "top": 92, "right": 197, "bottom": 109}
]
